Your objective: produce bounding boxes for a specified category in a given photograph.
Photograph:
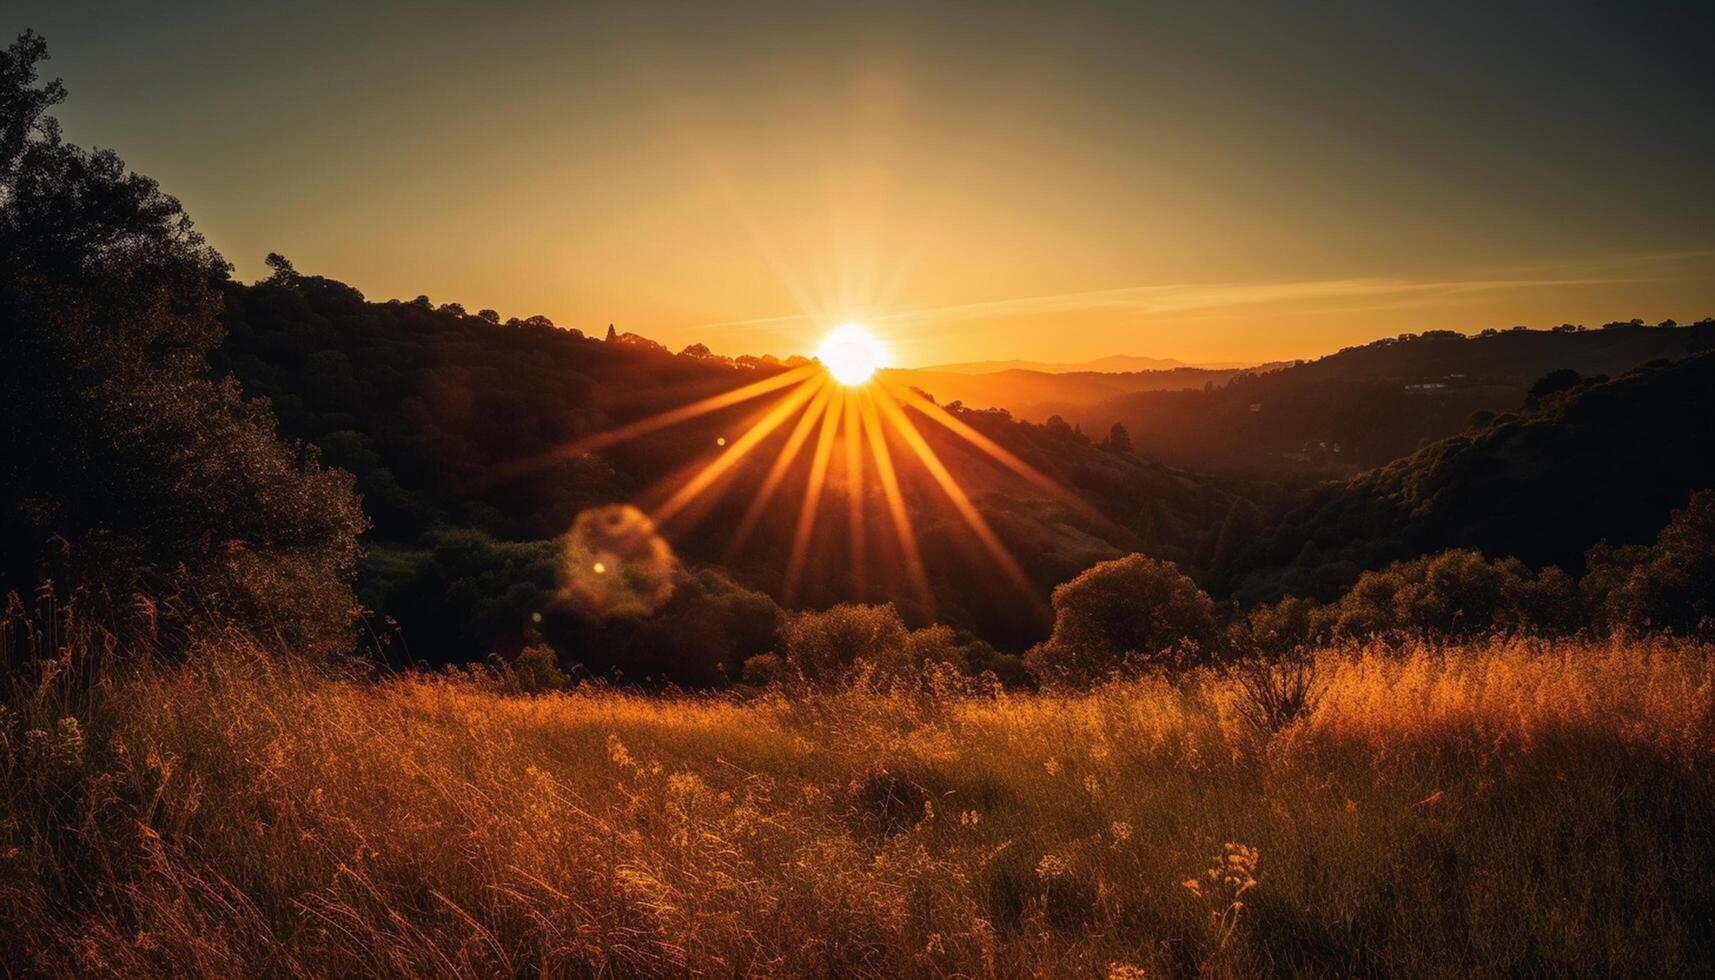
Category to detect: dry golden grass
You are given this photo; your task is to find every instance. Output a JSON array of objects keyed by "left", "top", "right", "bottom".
[{"left": 4, "top": 635, "right": 1713, "bottom": 977}]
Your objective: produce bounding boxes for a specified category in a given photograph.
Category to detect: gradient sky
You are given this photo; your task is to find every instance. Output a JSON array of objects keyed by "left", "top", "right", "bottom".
[{"left": 10, "top": 1, "right": 1713, "bottom": 365}]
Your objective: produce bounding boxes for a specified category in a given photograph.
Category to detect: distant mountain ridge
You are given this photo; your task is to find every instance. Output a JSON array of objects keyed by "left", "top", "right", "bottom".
[
  {"left": 879, "top": 365, "right": 1257, "bottom": 420},
  {"left": 918, "top": 354, "right": 1269, "bottom": 374},
  {"left": 1028, "top": 321, "right": 1715, "bottom": 478}
]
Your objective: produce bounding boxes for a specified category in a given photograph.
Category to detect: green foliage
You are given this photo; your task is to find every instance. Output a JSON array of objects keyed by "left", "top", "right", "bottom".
[
  {"left": 1324, "top": 548, "right": 1579, "bottom": 640},
  {"left": 0, "top": 32, "right": 365, "bottom": 656},
  {"left": 1230, "top": 594, "right": 1321, "bottom": 656},
  {"left": 379, "top": 528, "right": 557, "bottom": 667},
  {"left": 1026, "top": 554, "right": 1220, "bottom": 684},
  {"left": 1211, "top": 497, "right": 1263, "bottom": 572},
  {"left": 776, "top": 604, "right": 1015, "bottom": 686},
  {"left": 782, "top": 603, "right": 909, "bottom": 683},
  {"left": 1241, "top": 354, "right": 1715, "bottom": 605},
  {"left": 509, "top": 642, "right": 568, "bottom": 693},
  {"left": 1585, "top": 491, "right": 1715, "bottom": 635},
  {"left": 558, "top": 565, "right": 783, "bottom": 688},
  {"left": 210, "top": 256, "right": 1253, "bottom": 653}
]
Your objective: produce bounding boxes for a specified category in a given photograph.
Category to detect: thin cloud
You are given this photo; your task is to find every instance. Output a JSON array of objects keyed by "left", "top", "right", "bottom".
[
  {"left": 695, "top": 272, "right": 1638, "bottom": 334},
  {"left": 869, "top": 276, "right": 1625, "bottom": 329},
  {"left": 685, "top": 249, "right": 1713, "bottom": 359}
]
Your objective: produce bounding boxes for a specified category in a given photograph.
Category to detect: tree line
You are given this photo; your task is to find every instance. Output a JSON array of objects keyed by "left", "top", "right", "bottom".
[{"left": 4, "top": 30, "right": 1711, "bottom": 691}]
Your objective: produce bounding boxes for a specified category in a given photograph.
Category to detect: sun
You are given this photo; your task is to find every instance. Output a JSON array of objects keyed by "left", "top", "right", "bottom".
[{"left": 816, "top": 324, "right": 889, "bottom": 386}]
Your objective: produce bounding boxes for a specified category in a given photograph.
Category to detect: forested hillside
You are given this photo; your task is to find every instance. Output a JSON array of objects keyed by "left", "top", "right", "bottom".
[
  {"left": 1230, "top": 352, "right": 1715, "bottom": 602},
  {"left": 1039, "top": 323, "right": 1715, "bottom": 477},
  {"left": 213, "top": 266, "right": 1259, "bottom": 669},
  {"left": 212, "top": 262, "right": 1715, "bottom": 673}
]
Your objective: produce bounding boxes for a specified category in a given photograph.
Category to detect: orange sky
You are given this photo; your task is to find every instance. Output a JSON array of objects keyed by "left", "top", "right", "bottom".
[{"left": 13, "top": 3, "right": 1714, "bottom": 365}]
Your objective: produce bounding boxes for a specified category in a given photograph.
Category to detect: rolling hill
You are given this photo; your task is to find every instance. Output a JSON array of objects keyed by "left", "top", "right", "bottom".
[
  {"left": 879, "top": 365, "right": 1253, "bottom": 419},
  {"left": 214, "top": 270, "right": 1258, "bottom": 665},
  {"left": 1229, "top": 351, "right": 1715, "bottom": 602},
  {"left": 1038, "top": 322, "right": 1715, "bottom": 477},
  {"left": 915, "top": 354, "right": 1264, "bottom": 374}
]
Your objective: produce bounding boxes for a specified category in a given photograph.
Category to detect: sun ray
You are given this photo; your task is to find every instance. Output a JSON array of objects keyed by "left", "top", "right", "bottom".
[
  {"left": 723, "top": 379, "right": 836, "bottom": 562},
  {"left": 857, "top": 388, "right": 932, "bottom": 610},
  {"left": 650, "top": 374, "right": 824, "bottom": 527},
  {"left": 783, "top": 391, "right": 846, "bottom": 602},
  {"left": 878, "top": 375, "right": 1104, "bottom": 522},
  {"left": 473, "top": 363, "right": 820, "bottom": 491},
  {"left": 872, "top": 386, "right": 1040, "bottom": 603},
  {"left": 841, "top": 388, "right": 867, "bottom": 597},
  {"left": 671, "top": 120, "right": 833, "bottom": 329}
]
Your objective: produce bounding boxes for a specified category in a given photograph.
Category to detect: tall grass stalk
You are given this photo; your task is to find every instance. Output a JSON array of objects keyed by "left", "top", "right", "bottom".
[{"left": 3, "top": 629, "right": 1712, "bottom": 977}]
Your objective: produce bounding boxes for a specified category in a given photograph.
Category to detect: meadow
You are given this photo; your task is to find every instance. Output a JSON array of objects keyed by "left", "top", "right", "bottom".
[{"left": 5, "top": 630, "right": 1712, "bottom": 978}]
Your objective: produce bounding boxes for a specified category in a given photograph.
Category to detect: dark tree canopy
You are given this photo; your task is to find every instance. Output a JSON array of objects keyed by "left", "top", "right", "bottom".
[
  {"left": 1025, "top": 554, "right": 1220, "bottom": 684},
  {"left": 0, "top": 32, "right": 366, "bottom": 654},
  {"left": 1585, "top": 490, "right": 1715, "bottom": 635},
  {"left": 1525, "top": 368, "right": 1586, "bottom": 406}
]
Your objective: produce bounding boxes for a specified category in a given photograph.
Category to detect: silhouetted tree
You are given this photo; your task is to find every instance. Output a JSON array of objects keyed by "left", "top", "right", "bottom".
[
  {"left": 1025, "top": 554, "right": 1220, "bottom": 685},
  {"left": 1211, "top": 498, "right": 1262, "bottom": 571},
  {"left": 1525, "top": 368, "right": 1583, "bottom": 406},
  {"left": 1104, "top": 422, "right": 1132, "bottom": 454},
  {"left": 0, "top": 32, "right": 365, "bottom": 655},
  {"left": 264, "top": 252, "right": 297, "bottom": 283}
]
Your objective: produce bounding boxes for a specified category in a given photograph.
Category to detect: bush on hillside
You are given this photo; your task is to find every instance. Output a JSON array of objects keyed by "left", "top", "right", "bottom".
[
  {"left": 1025, "top": 554, "right": 1220, "bottom": 685},
  {"left": 1324, "top": 548, "right": 1579, "bottom": 641},
  {"left": 781, "top": 603, "right": 909, "bottom": 683},
  {"left": 1585, "top": 490, "right": 1715, "bottom": 635},
  {"left": 776, "top": 604, "right": 1018, "bottom": 687},
  {"left": 1230, "top": 594, "right": 1323, "bottom": 656}
]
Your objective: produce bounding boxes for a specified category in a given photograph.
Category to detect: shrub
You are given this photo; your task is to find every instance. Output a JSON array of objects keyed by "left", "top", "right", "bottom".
[
  {"left": 509, "top": 643, "right": 568, "bottom": 694},
  {"left": 1232, "top": 656, "right": 1321, "bottom": 736},
  {"left": 1230, "top": 595, "right": 1322, "bottom": 656},
  {"left": 739, "top": 652, "right": 787, "bottom": 687},
  {"left": 1525, "top": 368, "right": 1584, "bottom": 406},
  {"left": 781, "top": 603, "right": 908, "bottom": 683},
  {"left": 561, "top": 565, "right": 782, "bottom": 688},
  {"left": 1025, "top": 554, "right": 1220, "bottom": 685},
  {"left": 1585, "top": 490, "right": 1715, "bottom": 634},
  {"left": 1325, "top": 548, "right": 1580, "bottom": 640}
]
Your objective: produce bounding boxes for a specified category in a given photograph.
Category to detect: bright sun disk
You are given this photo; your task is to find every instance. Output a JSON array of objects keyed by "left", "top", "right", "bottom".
[{"left": 817, "top": 324, "right": 888, "bottom": 386}]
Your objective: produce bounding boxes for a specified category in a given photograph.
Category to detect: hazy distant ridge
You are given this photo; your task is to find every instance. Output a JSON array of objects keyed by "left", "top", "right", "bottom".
[{"left": 919, "top": 354, "right": 1265, "bottom": 374}]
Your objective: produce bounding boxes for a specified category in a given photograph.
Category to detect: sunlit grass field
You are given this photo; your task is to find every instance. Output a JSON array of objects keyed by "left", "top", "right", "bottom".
[{"left": 4, "top": 636, "right": 1713, "bottom": 978}]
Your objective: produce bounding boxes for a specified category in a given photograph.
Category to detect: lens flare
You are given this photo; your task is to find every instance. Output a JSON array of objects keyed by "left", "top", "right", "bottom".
[
  {"left": 816, "top": 324, "right": 888, "bottom": 386},
  {"left": 556, "top": 504, "right": 676, "bottom": 617},
  {"left": 495, "top": 324, "right": 1076, "bottom": 619}
]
